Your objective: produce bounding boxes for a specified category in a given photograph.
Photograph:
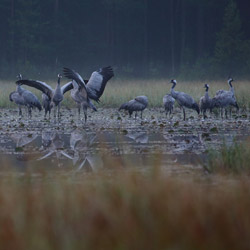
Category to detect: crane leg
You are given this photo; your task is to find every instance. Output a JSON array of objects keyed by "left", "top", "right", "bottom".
[
  {"left": 141, "top": 111, "right": 143, "bottom": 119},
  {"left": 53, "top": 103, "right": 56, "bottom": 118},
  {"left": 183, "top": 107, "right": 186, "bottom": 121},
  {"left": 28, "top": 107, "right": 32, "bottom": 119},
  {"left": 57, "top": 103, "right": 61, "bottom": 118},
  {"left": 18, "top": 106, "right": 22, "bottom": 117},
  {"left": 84, "top": 110, "right": 87, "bottom": 123},
  {"left": 203, "top": 109, "right": 206, "bottom": 119}
]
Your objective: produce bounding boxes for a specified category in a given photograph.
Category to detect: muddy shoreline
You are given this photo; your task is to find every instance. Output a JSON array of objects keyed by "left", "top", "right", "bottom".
[{"left": 0, "top": 108, "right": 249, "bottom": 173}]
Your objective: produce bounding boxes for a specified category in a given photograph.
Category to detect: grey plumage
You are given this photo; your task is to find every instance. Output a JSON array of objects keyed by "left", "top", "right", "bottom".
[
  {"left": 63, "top": 66, "right": 114, "bottom": 104},
  {"left": 163, "top": 94, "right": 175, "bottom": 117},
  {"left": 212, "top": 78, "right": 239, "bottom": 118},
  {"left": 170, "top": 80, "right": 200, "bottom": 121},
  {"left": 119, "top": 95, "right": 148, "bottom": 119},
  {"left": 63, "top": 67, "right": 97, "bottom": 122},
  {"left": 16, "top": 74, "right": 72, "bottom": 118},
  {"left": 86, "top": 66, "right": 114, "bottom": 103},
  {"left": 10, "top": 74, "right": 42, "bottom": 118},
  {"left": 215, "top": 78, "right": 234, "bottom": 96},
  {"left": 199, "top": 84, "right": 213, "bottom": 118},
  {"left": 212, "top": 93, "right": 239, "bottom": 118},
  {"left": 9, "top": 91, "right": 25, "bottom": 116}
]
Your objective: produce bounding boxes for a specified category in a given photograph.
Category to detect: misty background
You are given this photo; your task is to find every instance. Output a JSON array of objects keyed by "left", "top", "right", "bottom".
[{"left": 1, "top": 0, "right": 250, "bottom": 80}]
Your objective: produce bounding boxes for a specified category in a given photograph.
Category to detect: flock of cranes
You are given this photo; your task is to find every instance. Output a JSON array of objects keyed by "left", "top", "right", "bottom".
[
  {"left": 12, "top": 66, "right": 114, "bottom": 121},
  {"left": 9, "top": 66, "right": 239, "bottom": 121}
]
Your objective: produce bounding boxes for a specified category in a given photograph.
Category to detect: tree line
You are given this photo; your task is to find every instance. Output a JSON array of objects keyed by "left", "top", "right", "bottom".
[{"left": 0, "top": 0, "right": 250, "bottom": 79}]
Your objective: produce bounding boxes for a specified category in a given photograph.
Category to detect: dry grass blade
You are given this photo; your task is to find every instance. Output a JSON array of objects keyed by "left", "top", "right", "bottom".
[{"left": 0, "top": 168, "right": 249, "bottom": 249}]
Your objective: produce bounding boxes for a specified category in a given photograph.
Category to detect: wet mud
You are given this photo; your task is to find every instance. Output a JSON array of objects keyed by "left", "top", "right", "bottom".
[{"left": 0, "top": 107, "right": 249, "bottom": 175}]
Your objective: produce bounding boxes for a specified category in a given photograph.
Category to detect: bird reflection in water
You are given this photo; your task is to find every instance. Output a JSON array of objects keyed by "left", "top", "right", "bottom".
[
  {"left": 38, "top": 132, "right": 73, "bottom": 165},
  {"left": 70, "top": 129, "right": 98, "bottom": 171},
  {"left": 126, "top": 131, "right": 149, "bottom": 144},
  {"left": 10, "top": 132, "right": 38, "bottom": 161}
]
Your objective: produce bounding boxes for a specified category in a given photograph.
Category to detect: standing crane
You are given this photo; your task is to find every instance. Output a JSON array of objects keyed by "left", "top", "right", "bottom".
[
  {"left": 63, "top": 66, "right": 114, "bottom": 116},
  {"left": 170, "top": 80, "right": 200, "bottom": 120},
  {"left": 163, "top": 94, "right": 175, "bottom": 118},
  {"left": 62, "top": 67, "right": 97, "bottom": 122},
  {"left": 119, "top": 96, "right": 148, "bottom": 119},
  {"left": 213, "top": 78, "right": 239, "bottom": 118},
  {"left": 10, "top": 74, "right": 42, "bottom": 118},
  {"left": 16, "top": 74, "right": 72, "bottom": 118},
  {"left": 199, "top": 84, "right": 213, "bottom": 119},
  {"left": 212, "top": 92, "right": 239, "bottom": 118},
  {"left": 216, "top": 78, "right": 235, "bottom": 96}
]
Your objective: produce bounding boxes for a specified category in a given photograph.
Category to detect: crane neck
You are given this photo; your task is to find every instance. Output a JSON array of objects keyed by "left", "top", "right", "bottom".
[
  {"left": 171, "top": 82, "right": 176, "bottom": 90},
  {"left": 228, "top": 79, "right": 233, "bottom": 88},
  {"left": 16, "top": 84, "right": 24, "bottom": 94},
  {"left": 57, "top": 77, "right": 61, "bottom": 85}
]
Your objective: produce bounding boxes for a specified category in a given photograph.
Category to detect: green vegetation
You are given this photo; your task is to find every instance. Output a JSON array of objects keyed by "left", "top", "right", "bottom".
[
  {"left": 2, "top": 79, "right": 250, "bottom": 109},
  {"left": 204, "top": 138, "right": 250, "bottom": 174}
]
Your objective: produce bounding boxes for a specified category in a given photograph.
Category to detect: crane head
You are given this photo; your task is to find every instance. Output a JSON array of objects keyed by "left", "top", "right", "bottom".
[
  {"left": 170, "top": 79, "right": 177, "bottom": 84},
  {"left": 57, "top": 73, "right": 62, "bottom": 79},
  {"left": 16, "top": 74, "right": 22, "bottom": 80}
]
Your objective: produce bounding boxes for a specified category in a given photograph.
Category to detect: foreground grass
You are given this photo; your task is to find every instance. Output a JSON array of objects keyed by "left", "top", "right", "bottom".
[
  {"left": 0, "top": 138, "right": 250, "bottom": 249},
  {"left": 0, "top": 169, "right": 250, "bottom": 250},
  {"left": 204, "top": 138, "right": 250, "bottom": 174},
  {"left": 1, "top": 79, "right": 250, "bottom": 109}
]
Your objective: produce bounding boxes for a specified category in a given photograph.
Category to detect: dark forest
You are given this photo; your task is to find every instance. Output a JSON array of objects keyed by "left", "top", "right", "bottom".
[{"left": 1, "top": 0, "right": 250, "bottom": 79}]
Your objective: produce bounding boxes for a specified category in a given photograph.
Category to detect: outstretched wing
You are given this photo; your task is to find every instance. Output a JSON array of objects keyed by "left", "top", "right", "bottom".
[
  {"left": 61, "top": 81, "right": 74, "bottom": 94},
  {"left": 86, "top": 66, "right": 114, "bottom": 102},
  {"left": 16, "top": 79, "right": 53, "bottom": 99},
  {"left": 63, "top": 67, "right": 87, "bottom": 91}
]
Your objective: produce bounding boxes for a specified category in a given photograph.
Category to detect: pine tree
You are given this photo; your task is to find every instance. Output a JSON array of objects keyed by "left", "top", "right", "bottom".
[{"left": 213, "top": 0, "right": 249, "bottom": 75}]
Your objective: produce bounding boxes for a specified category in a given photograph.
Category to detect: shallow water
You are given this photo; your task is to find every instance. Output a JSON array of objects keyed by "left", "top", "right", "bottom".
[{"left": 0, "top": 108, "right": 249, "bottom": 175}]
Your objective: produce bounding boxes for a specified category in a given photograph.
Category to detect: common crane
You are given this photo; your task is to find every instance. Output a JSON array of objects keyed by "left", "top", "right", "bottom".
[
  {"left": 85, "top": 66, "right": 114, "bottom": 103},
  {"left": 216, "top": 78, "right": 235, "bottom": 96},
  {"left": 212, "top": 92, "right": 239, "bottom": 118},
  {"left": 62, "top": 66, "right": 114, "bottom": 116},
  {"left": 213, "top": 78, "right": 239, "bottom": 118},
  {"left": 63, "top": 67, "right": 97, "bottom": 122},
  {"left": 199, "top": 84, "right": 213, "bottom": 119},
  {"left": 170, "top": 80, "right": 200, "bottom": 121},
  {"left": 163, "top": 94, "right": 175, "bottom": 118},
  {"left": 10, "top": 74, "right": 42, "bottom": 118},
  {"left": 16, "top": 74, "right": 72, "bottom": 118},
  {"left": 119, "top": 96, "right": 148, "bottom": 119}
]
